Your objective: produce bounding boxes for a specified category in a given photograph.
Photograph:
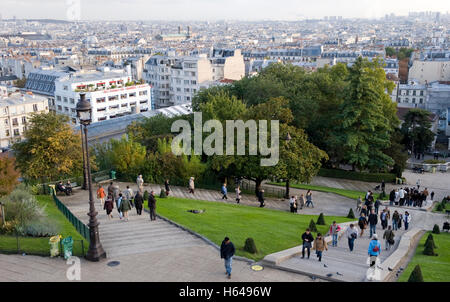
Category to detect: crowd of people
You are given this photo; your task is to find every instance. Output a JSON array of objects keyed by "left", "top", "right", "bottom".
[{"left": 388, "top": 186, "right": 432, "bottom": 208}]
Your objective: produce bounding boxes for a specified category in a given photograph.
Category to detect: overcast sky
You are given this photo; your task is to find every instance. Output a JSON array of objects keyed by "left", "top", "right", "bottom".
[{"left": 1, "top": 0, "right": 449, "bottom": 21}]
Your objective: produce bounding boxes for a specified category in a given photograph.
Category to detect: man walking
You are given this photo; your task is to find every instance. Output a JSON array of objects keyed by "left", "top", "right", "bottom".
[
  {"left": 220, "top": 237, "right": 235, "bottom": 279},
  {"left": 374, "top": 198, "right": 381, "bottom": 215},
  {"left": 148, "top": 190, "right": 157, "bottom": 221},
  {"left": 221, "top": 183, "right": 228, "bottom": 200},
  {"left": 346, "top": 224, "right": 358, "bottom": 252},
  {"left": 404, "top": 211, "right": 411, "bottom": 230},
  {"left": 380, "top": 209, "right": 388, "bottom": 230},
  {"left": 301, "top": 228, "right": 314, "bottom": 259},
  {"left": 383, "top": 226, "right": 395, "bottom": 251},
  {"left": 389, "top": 189, "right": 396, "bottom": 206},
  {"left": 134, "top": 191, "right": 144, "bottom": 215},
  {"left": 392, "top": 210, "right": 400, "bottom": 231},
  {"left": 329, "top": 221, "right": 341, "bottom": 247},
  {"left": 368, "top": 209, "right": 378, "bottom": 238}
]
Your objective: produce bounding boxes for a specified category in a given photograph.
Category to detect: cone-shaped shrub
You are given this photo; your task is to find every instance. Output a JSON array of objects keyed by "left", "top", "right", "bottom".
[
  {"left": 432, "top": 224, "right": 440, "bottom": 234},
  {"left": 316, "top": 213, "right": 326, "bottom": 225},
  {"left": 159, "top": 189, "right": 167, "bottom": 198},
  {"left": 407, "top": 265, "right": 424, "bottom": 282},
  {"left": 143, "top": 190, "right": 149, "bottom": 201},
  {"left": 347, "top": 208, "right": 355, "bottom": 219},
  {"left": 244, "top": 238, "right": 257, "bottom": 254},
  {"left": 309, "top": 219, "right": 318, "bottom": 232},
  {"left": 423, "top": 240, "right": 437, "bottom": 256},
  {"left": 424, "top": 234, "right": 437, "bottom": 249},
  {"left": 436, "top": 203, "right": 444, "bottom": 211}
]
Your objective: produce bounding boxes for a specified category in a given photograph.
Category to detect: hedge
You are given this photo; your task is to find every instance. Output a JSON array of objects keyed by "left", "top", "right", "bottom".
[{"left": 317, "top": 168, "right": 396, "bottom": 183}]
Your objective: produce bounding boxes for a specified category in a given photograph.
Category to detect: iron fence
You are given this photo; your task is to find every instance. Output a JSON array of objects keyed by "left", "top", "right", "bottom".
[{"left": 52, "top": 194, "right": 90, "bottom": 242}]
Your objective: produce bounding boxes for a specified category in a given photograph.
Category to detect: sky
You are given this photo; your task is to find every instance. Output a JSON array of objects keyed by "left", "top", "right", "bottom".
[{"left": 1, "top": 0, "right": 449, "bottom": 21}]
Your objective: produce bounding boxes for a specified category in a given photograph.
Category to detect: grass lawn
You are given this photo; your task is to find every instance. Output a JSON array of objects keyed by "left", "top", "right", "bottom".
[
  {"left": 145, "top": 196, "right": 354, "bottom": 261},
  {"left": 433, "top": 202, "right": 450, "bottom": 213},
  {"left": 0, "top": 195, "right": 87, "bottom": 256},
  {"left": 269, "top": 182, "right": 381, "bottom": 201},
  {"left": 398, "top": 231, "right": 450, "bottom": 282}
]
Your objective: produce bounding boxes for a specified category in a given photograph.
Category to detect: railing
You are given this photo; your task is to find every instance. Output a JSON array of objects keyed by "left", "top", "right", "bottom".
[
  {"left": 406, "top": 161, "right": 449, "bottom": 172},
  {"left": 240, "top": 180, "right": 285, "bottom": 199},
  {"left": 52, "top": 194, "right": 90, "bottom": 243}
]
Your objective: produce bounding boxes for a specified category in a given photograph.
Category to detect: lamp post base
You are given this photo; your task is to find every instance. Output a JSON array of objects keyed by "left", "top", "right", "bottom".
[{"left": 86, "top": 248, "right": 107, "bottom": 262}]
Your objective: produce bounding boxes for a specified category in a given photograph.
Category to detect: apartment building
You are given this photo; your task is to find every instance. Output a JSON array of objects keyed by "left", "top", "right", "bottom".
[
  {"left": 54, "top": 69, "right": 151, "bottom": 124},
  {"left": 396, "top": 79, "right": 427, "bottom": 108},
  {"left": 408, "top": 50, "right": 450, "bottom": 84},
  {"left": 0, "top": 92, "right": 49, "bottom": 148},
  {"left": 144, "top": 49, "right": 244, "bottom": 108}
]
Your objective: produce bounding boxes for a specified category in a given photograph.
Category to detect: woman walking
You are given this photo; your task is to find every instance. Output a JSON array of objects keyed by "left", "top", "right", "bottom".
[
  {"left": 189, "top": 177, "right": 195, "bottom": 194},
  {"left": 235, "top": 186, "right": 241, "bottom": 204},
  {"left": 104, "top": 194, "right": 114, "bottom": 219},
  {"left": 97, "top": 185, "right": 106, "bottom": 207},
  {"left": 119, "top": 193, "right": 132, "bottom": 222},
  {"left": 313, "top": 233, "right": 328, "bottom": 262},
  {"left": 164, "top": 179, "right": 170, "bottom": 196},
  {"left": 358, "top": 213, "right": 368, "bottom": 237}
]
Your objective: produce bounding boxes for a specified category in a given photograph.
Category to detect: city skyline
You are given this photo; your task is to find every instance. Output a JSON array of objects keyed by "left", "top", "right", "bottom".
[{"left": 1, "top": 0, "right": 449, "bottom": 21}]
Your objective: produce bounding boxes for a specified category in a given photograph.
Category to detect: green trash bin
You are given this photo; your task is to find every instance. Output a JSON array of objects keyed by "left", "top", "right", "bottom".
[
  {"left": 61, "top": 236, "right": 74, "bottom": 259},
  {"left": 110, "top": 170, "right": 116, "bottom": 180}
]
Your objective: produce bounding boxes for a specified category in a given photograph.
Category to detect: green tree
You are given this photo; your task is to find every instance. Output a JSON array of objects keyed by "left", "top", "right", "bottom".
[
  {"left": 407, "top": 265, "right": 424, "bottom": 282},
  {"left": 384, "top": 129, "right": 408, "bottom": 177},
  {"left": 13, "top": 112, "right": 84, "bottom": 182},
  {"left": 14, "top": 77, "right": 27, "bottom": 88},
  {"left": 332, "top": 57, "right": 398, "bottom": 171},
  {"left": 401, "top": 109, "right": 435, "bottom": 155},
  {"left": 109, "top": 136, "right": 147, "bottom": 180},
  {"left": 0, "top": 155, "right": 20, "bottom": 196}
]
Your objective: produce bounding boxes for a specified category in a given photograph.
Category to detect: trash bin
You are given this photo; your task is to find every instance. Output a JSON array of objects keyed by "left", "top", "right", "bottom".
[
  {"left": 61, "top": 236, "right": 74, "bottom": 259},
  {"left": 110, "top": 170, "right": 116, "bottom": 180},
  {"left": 49, "top": 235, "right": 61, "bottom": 257},
  {"left": 48, "top": 184, "right": 56, "bottom": 195},
  {"left": 432, "top": 167, "right": 436, "bottom": 173}
]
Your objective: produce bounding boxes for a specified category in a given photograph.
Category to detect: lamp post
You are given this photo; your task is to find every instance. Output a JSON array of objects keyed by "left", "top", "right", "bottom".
[
  {"left": 80, "top": 127, "right": 88, "bottom": 190},
  {"left": 76, "top": 93, "right": 106, "bottom": 262},
  {"left": 284, "top": 133, "right": 292, "bottom": 199}
]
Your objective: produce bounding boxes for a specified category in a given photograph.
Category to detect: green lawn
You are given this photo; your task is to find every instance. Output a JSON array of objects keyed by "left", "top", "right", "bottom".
[
  {"left": 0, "top": 195, "right": 87, "bottom": 256},
  {"left": 398, "top": 231, "right": 450, "bottom": 282},
  {"left": 145, "top": 197, "right": 353, "bottom": 261},
  {"left": 433, "top": 202, "right": 450, "bottom": 213},
  {"left": 269, "top": 182, "right": 381, "bottom": 201}
]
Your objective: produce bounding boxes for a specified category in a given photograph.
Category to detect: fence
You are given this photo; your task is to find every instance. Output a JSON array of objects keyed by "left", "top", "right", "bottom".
[
  {"left": 52, "top": 194, "right": 90, "bottom": 242},
  {"left": 240, "top": 180, "right": 285, "bottom": 198}
]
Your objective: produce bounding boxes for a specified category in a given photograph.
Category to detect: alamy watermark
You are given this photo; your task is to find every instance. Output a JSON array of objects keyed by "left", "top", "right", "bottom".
[
  {"left": 66, "top": 256, "right": 81, "bottom": 281},
  {"left": 171, "top": 112, "right": 280, "bottom": 167}
]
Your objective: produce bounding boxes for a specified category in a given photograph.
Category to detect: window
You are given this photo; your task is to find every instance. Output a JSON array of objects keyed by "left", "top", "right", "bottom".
[
  {"left": 109, "top": 105, "right": 119, "bottom": 110},
  {"left": 129, "top": 92, "right": 136, "bottom": 98},
  {"left": 63, "top": 85, "right": 68, "bottom": 91},
  {"left": 64, "top": 107, "right": 69, "bottom": 112},
  {"left": 139, "top": 90, "right": 147, "bottom": 96},
  {"left": 184, "top": 80, "right": 189, "bottom": 85},
  {"left": 121, "top": 103, "right": 128, "bottom": 107},
  {"left": 96, "top": 97, "right": 106, "bottom": 103},
  {"left": 13, "top": 129, "right": 20, "bottom": 136},
  {"left": 56, "top": 96, "right": 61, "bottom": 101},
  {"left": 5, "top": 129, "right": 10, "bottom": 137},
  {"left": 121, "top": 94, "right": 127, "bottom": 99},
  {"left": 12, "top": 118, "right": 18, "bottom": 126},
  {"left": 130, "top": 102, "right": 136, "bottom": 106},
  {"left": 57, "top": 105, "right": 62, "bottom": 111},
  {"left": 70, "top": 98, "right": 75, "bottom": 104},
  {"left": 140, "top": 100, "right": 147, "bottom": 104},
  {"left": 33, "top": 104, "right": 38, "bottom": 112},
  {"left": 63, "top": 97, "right": 68, "bottom": 103},
  {"left": 22, "top": 116, "right": 26, "bottom": 124},
  {"left": 98, "top": 117, "right": 107, "bottom": 121},
  {"left": 108, "top": 95, "right": 118, "bottom": 101},
  {"left": 97, "top": 108, "right": 106, "bottom": 112}
]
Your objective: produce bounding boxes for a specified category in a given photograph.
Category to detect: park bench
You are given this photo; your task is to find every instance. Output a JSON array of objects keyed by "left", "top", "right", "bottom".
[{"left": 94, "top": 174, "right": 111, "bottom": 184}]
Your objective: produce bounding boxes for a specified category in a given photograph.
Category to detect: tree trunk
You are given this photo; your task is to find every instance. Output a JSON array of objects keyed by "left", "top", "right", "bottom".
[{"left": 285, "top": 178, "right": 290, "bottom": 199}]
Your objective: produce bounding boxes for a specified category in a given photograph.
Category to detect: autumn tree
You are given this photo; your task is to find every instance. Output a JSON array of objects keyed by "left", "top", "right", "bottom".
[
  {"left": 0, "top": 155, "right": 20, "bottom": 196},
  {"left": 13, "top": 112, "right": 84, "bottom": 182}
]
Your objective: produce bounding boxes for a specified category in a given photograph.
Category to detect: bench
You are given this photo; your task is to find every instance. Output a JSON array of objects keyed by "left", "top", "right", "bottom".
[{"left": 94, "top": 175, "right": 110, "bottom": 184}]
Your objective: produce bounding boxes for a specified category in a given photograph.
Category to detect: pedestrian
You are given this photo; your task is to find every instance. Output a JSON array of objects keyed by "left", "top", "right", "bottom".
[
  {"left": 136, "top": 175, "right": 144, "bottom": 193},
  {"left": 97, "top": 185, "right": 106, "bottom": 207},
  {"left": 221, "top": 183, "right": 228, "bottom": 200},
  {"left": 389, "top": 189, "right": 396, "bottom": 206},
  {"left": 398, "top": 187, "right": 405, "bottom": 206},
  {"left": 134, "top": 191, "right": 144, "bottom": 215},
  {"left": 188, "top": 177, "right": 195, "bottom": 194},
  {"left": 360, "top": 205, "right": 368, "bottom": 217},
  {"left": 298, "top": 194, "right": 305, "bottom": 210},
  {"left": 368, "top": 209, "right": 378, "bottom": 238},
  {"left": 346, "top": 224, "right": 358, "bottom": 252},
  {"left": 358, "top": 213, "right": 368, "bottom": 237},
  {"left": 394, "top": 189, "right": 399, "bottom": 206},
  {"left": 123, "top": 185, "right": 134, "bottom": 208},
  {"left": 148, "top": 190, "right": 157, "bottom": 221},
  {"left": 398, "top": 213, "right": 403, "bottom": 229},
  {"left": 368, "top": 234, "right": 381, "bottom": 268},
  {"left": 403, "top": 211, "right": 411, "bottom": 230},
  {"left": 164, "top": 179, "right": 170, "bottom": 196},
  {"left": 258, "top": 187, "right": 265, "bottom": 207},
  {"left": 383, "top": 226, "right": 395, "bottom": 251},
  {"left": 301, "top": 228, "right": 314, "bottom": 259},
  {"left": 305, "top": 190, "right": 314, "bottom": 208},
  {"left": 356, "top": 196, "right": 362, "bottom": 213},
  {"left": 235, "top": 186, "right": 241, "bottom": 204},
  {"left": 430, "top": 191, "right": 435, "bottom": 201},
  {"left": 65, "top": 181, "right": 73, "bottom": 195},
  {"left": 220, "top": 237, "right": 235, "bottom": 279},
  {"left": 329, "top": 221, "right": 341, "bottom": 247},
  {"left": 104, "top": 194, "right": 114, "bottom": 219},
  {"left": 313, "top": 233, "right": 328, "bottom": 262},
  {"left": 416, "top": 179, "right": 421, "bottom": 191},
  {"left": 119, "top": 193, "right": 132, "bottom": 222},
  {"left": 289, "top": 196, "right": 296, "bottom": 213},
  {"left": 107, "top": 182, "right": 115, "bottom": 201},
  {"left": 380, "top": 209, "right": 388, "bottom": 230},
  {"left": 392, "top": 210, "right": 400, "bottom": 231},
  {"left": 374, "top": 198, "right": 381, "bottom": 215},
  {"left": 116, "top": 192, "right": 123, "bottom": 219},
  {"left": 113, "top": 183, "right": 120, "bottom": 206},
  {"left": 381, "top": 180, "right": 385, "bottom": 194},
  {"left": 293, "top": 196, "right": 298, "bottom": 213}
]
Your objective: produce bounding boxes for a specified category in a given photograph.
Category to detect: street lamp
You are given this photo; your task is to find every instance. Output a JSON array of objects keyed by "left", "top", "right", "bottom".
[
  {"left": 76, "top": 93, "right": 106, "bottom": 262},
  {"left": 284, "top": 133, "right": 291, "bottom": 199}
]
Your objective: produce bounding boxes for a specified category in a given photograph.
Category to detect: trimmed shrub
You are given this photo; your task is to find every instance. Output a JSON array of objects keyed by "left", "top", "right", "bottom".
[
  {"left": 23, "top": 220, "right": 60, "bottom": 237},
  {"left": 316, "top": 213, "right": 326, "bottom": 225},
  {"left": 424, "top": 234, "right": 436, "bottom": 249},
  {"left": 159, "top": 189, "right": 167, "bottom": 198},
  {"left": 347, "top": 208, "right": 356, "bottom": 219},
  {"left": 309, "top": 219, "right": 318, "bottom": 232},
  {"left": 244, "top": 238, "right": 257, "bottom": 254},
  {"left": 436, "top": 203, "right": 444, "bottom": 211},
  {"left": 423, "top": 240, "right": 437, "bottom": 256},
  {"left": 432, "top": 224, "right": 440, "bottom": 234},
  {"left": 318, "top": 168, "right": 396, "bottom": 183},
  {"left": 407, "top": 265, "right": 424, "bottom": 282}
]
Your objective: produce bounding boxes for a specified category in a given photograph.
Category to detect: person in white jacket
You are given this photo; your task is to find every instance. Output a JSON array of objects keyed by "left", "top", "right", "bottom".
[
  {"left": 403, "top": 211, "right": 411, "bottom": 230},
  {"left": 346, "top": 224, "right": 358, "bottom": 252},
  {"left": 136, "top": 175, "right": 144, "bottom": 193}
]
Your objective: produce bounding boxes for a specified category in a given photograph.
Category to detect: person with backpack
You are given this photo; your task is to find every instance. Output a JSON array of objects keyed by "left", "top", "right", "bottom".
[
  {"left": 301, "top": 228, "right": 314, "bottom": 259},
  {"left": 116, "top": 192, "right": 123, "bottom": 220},
  {"left": 403, "top": 211, "right": 411, "bottom": 230},
  {"left": 221, "top": 183, "right": 228, "bottom": 200},
  {"left": 383, "top": 226, "right": 395, "bottom": 251},
  {"left": 329, "top": 221, "right": 341, "bottom": 247},
  {"left": 368, "top": 209, "right": 378, "bottom": 238},
  {"left": 313, "top": 233, "right": 328, "bottom": 262},
  {"left": 358, "top": 213, "right": 368, "bottom": 237},
  {"left": 123, "top": 185, "right": 134, "bottom": 208},
  {"left": 346, "top": 224, "right": 358, "bottom": 252},
  {"left": 368, "top": 234, "right": 381, "bottom": 268}
]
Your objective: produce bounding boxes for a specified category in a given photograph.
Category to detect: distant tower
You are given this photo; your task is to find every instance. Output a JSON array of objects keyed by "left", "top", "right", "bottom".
[
  {"left": 187, "top": 26, "right": 191, "bottom": 37},
  {"left": 178, "top": 26, "right": 182, "bottom": 34}
]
